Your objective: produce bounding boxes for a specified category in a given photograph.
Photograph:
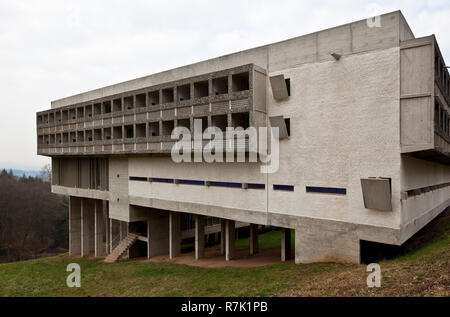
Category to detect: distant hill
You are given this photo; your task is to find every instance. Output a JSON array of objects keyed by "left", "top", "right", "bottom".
[{"left": 1, "top": 169, "right": 41, "bottom": 178}]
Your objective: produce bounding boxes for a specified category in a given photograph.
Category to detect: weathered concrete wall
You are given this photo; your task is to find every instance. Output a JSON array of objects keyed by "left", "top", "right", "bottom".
[
  {"left": 49, "top": 11, "right": 405, "bottom": 110},
  {"left": 400, "top": 156, "right": 450, "bottom": 243}
]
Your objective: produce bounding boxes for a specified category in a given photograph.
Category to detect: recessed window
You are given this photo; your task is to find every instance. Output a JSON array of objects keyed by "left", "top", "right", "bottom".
[
  {"left": 246, "top": 183, "right": 265, "bottom": 190},
  {"left": 306, "top": 186, "right": 346, "bottom": 195},
  {"left": 94, "top": 129, "right": 102, "bottom": 141},
  {"left": 162, "top": 88, "right": 174, "bottom": 103},
  {"left": 273, "top": 184, "right": 294, "bottom": 191},
  {"left": 149, "top": 121, "right": 160, "bottom": 137},
  {"left": 77, "top": 107, "right": 84, "bottom": 119},
  {"left": 136, "top": 123, "right": 146, "bottom": 138},
  {"left": 211, "top": 115, "right": 228, "bottom": 131},
  {"left": 232, "top": 72, "right": 249, "bottom": 92},
  {"left": 113, "top": 99, "right": 122, "bottom": 112},
  {"left": 113, "top": 126, "right": 123, "bottom": 139},
  {"left": 177, "top": 118, "right": 190, "bottom": 130},
  {"left": 208, "top": 181, "right": 242, "bottom": 188},
  {"left": 129, "top": 176, "right": 148, "bottom": 182},
  {"left": 231, "top": 112, "right": 249, "bottom": 129},
  {"left": 162, "top": 120, "right": 174, "bottom": 136},
  {"left": 284, "top": 118, "right": 291, "bottom": 137},
  {"left": 148, "top": 91, "right": 160, "bottom": 106},
  {"left": 124, "top": 96, "right": 134, "bottom": 110},
  {"left": 152, "top": 178, "right": 174, "bottom": 183},
  {"left": 285, "top": 78, "right": 291, "bottom": 96},
  {"left": 178, "top": 179, "right": 205, "bottom": 186},
  {"left": 177, "top": 84, "right": 191, "bottom": 101},
  {"left": 125, "top": 125, "right": 134, "bottom": 139},
  {"left": 104, "top": 128, "right": 111, "bottom": 140},
  {"left": 194, "top": 80, "right": 209, "bottom": 98},
  {"left": 103, "top": 101, "right": 112, "bottom": 113},
  {"left": 136, "top": 94, "right": 146, "bottom": 108},
  {"left": 94, "top": 103, "right": 102, "bottom": 116},
  {"left": 213, "top": 77, "right": 228, "bottom": 95}
]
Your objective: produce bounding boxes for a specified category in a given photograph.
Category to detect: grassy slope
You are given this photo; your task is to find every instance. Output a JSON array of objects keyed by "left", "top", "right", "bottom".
[{"left": 0, "top": 215, "right": 448, "bottom": 297}]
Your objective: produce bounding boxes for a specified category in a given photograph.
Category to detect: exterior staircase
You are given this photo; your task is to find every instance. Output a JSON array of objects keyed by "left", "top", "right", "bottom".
[{"left": 104, "top": 233, "right": 138, "bottom": 263}]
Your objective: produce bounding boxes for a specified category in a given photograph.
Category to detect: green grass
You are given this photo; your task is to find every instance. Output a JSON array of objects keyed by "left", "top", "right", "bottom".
[
  {"left": 0, "top": 215, "right": 448, "bottom": 297},
  {"left": 235, "top": 229, "right": 295, "bottom": 250}
]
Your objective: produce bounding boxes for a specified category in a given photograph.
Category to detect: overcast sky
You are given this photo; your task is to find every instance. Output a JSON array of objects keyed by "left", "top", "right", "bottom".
[{"left": 0, "top": 0, "right": 449, "bottom": 170}]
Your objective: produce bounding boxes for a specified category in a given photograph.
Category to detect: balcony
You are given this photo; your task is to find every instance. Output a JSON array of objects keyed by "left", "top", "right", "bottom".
[{"left": 37, "top": 64, "right": 267, "bottom": 156}]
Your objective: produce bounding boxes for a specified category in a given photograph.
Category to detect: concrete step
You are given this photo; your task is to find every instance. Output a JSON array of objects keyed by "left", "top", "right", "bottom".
[{"left": 104, "top": 233, "right": 138, "bottom": 263}]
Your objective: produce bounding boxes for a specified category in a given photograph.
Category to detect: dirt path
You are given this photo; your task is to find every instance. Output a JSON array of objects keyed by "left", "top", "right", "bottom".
[{"left": 144, "top": 245, "right": 292, "bottom": 268}]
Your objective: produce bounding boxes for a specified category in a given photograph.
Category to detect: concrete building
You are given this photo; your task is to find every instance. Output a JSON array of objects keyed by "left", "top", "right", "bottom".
[{"left": 36, "top": 11, "right": 450, "bottom": 264}]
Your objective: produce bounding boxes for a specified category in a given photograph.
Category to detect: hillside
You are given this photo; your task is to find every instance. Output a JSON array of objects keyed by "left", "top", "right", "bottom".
[{"left": 0, "top": 211, "right": 448, "bottom": 297}]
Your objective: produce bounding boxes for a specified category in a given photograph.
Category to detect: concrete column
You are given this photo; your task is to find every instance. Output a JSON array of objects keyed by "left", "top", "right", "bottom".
[
  {"left": 169, "top": 211, "right": 181, "bottom": 259},
  {"left": 147, "top": 210, "right": 169, "bottom": 258},
  {"left": 119, "top": 220, "right": 124, "bottom": 241},
  {"left": 89, "top": 201, "right": 95, "bottom": 252},
  {"left": 109, "top": 218, "right": 113, "bottom": 253},
  {"left": 225, "top": 220, "right": 235, "bottom": 261},
  {"left": 69, "top": 196, "right": 81, "bottom": 256},
  {"left": 281, "top": 228, "right": 291, "bottom": 262},
  {"left": 195, "top": 215, "right": 205, "bottom": 260},
  {"left": 250, "top": 224, "right": 259, "bottom": 255},
  {"left": 105, "top": 202, "right": 110, "bottom": 254},
  {"left": 220, "top": 219, "right": 226, "bottom": 255},
  {"left": 80, "top": 199, "right": 90, "bottom": 257},
  {"left": 94, "top": 200, "right": 104, "bottom": 257}
]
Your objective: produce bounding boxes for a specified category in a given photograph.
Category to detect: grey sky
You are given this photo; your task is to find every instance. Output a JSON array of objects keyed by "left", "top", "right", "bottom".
[{"left": 1, "top": 0, "right": 449, "bottom": 170}]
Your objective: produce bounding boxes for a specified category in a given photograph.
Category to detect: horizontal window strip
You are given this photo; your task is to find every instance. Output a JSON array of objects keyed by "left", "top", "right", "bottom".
[
  {"left": 406, "top": 182, "right": 450, "bottom": 198},
  {"left": 273, "top": 184, "right": 294, "bottom": 192},
  {"left": 152, "top": 178, "right": 174, "bottom": 183},
  {"left": 129, "top": 176, "right": 148, "bottom": 182},
  {"left": 246, "top": 183, "right": 266, "bottom": 190},
  {"left": 178, "top": 179, "right": 205, "bottom": 186},
  {"left": 306, "top": 186, "right": 346, "bottom": 195},
  {"left": 208, "top": 181, "right": 243, "bottom": 188}
]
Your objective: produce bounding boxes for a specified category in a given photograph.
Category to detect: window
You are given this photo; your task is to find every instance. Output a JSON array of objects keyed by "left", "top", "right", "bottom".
[
  {"left": 162, "top": 88, "right": 174, "bottom": 103},
  {"left": 177, "top": 84, "right": 191, "bottom": 101},
  {"left": 284, "top": 118, "right": 291, "bottom": 137},
  {"left": 208, "top": 181, "right": 242, "bottom": 188},
  {"left": 273, "top": 184, "right": 294, "bottom": 191},
  {"left": 129, "top": 176, "right": 148, "bottom": 182},
  {"left": 125, "top": 125, "right": 134, "bottom": 139},
  {"left": 285, "top": 78, "right": 291, "bottom": 96},
  {"left": 306, "top": 186, "right": 346, "bottom": 195},
  {"left": 148, "top": 91, "right": 160, "bottom": 106},
  {"left": 213, "top": 76, "right": 228, "bottom": 95},
  {"left": 136, "top": 94, "right": 146, "bottom": 108},
  {"left": 232, "top": 72, "right": 249, "bottom": 92},
  {"left": 194, "top": 80, "right": 209, "bottom": 98}
]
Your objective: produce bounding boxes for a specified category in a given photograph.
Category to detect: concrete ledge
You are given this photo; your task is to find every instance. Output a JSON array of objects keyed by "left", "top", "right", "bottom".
[{"left": 52, "top": 186, "right": 109, "bottom": 200}]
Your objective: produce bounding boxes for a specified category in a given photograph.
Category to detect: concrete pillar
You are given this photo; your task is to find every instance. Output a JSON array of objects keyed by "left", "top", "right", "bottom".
[
  {"left": 250, "top": 224, "right": 259, "bottom": 255},
  {"left": 87, "top": 200, "right": 95, "bottom": 253},
  {"left": 119, "top": 220, "right": 124, "bottom": 241},
  {"left": 195, "top": 215, "right": 205, "bottom": 260},
  {"left": 69, "top": 196, "right": 81, "bottom": 256},
  {"left": 94, "top": 200, "right": 104, "bottom": 257},
  {"left": 109, "top": 218, "right": 113, "bottom": 253},
  {"left": 220, "top": 219, "right": 226, "bottom": 255},
  {"left": 80, "top": 199, "right": 90, "bottom": 257},
  {"left": 104, "top": 202, "right": 110, "bottom": 254},
  {"left": 147, "top": 210, "right": 169, "bottom": 258},
  {"left": 225, "top": 220, "right": 235, "bottom": 261},
  {"left": 281, "top": 228, "right": 291, "bottom": 262},
  {"left": 169, "top": 211, "right": 181, "bottom": 259}
]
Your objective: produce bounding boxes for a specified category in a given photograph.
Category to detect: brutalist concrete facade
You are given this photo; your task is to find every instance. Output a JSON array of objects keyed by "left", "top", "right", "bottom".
[{"left": 36, "top": 11, "right": 450, "bottom": 263}]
